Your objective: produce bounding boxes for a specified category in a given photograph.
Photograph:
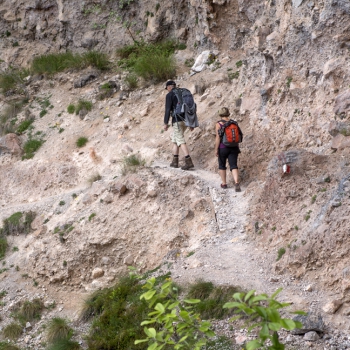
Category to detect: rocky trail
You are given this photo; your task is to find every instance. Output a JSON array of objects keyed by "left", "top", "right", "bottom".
[{"left": 151, "top": 161, "right": 348, "bottom": 349}]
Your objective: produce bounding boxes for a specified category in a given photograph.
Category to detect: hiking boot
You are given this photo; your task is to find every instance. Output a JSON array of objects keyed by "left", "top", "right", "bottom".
[
  {"left": 221, "top": 184, "right": 228, "bottom": 189},
  {"left": 170, "top": 156, "right": 179, "bottom": 168},
  {"left": 181, "top": 156, "right": 194, "bottom": 170},
  {"left": 235, "top": 183, "right": 241, "bottom": 192}
]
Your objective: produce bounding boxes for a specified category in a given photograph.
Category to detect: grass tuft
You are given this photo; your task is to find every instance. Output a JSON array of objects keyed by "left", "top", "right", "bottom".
[
  {"left": 76, "top": 137, "right": 88, "bottom": 148},
  {"left": 13, "top": 298, "right": 44, "bottom": 324},
  {"left": 121, "top": 154, "right": 146, "bottom": 175},
  {"left": 0, "top": 237, "right": 7, "bottom": 259},
  {"left": 2, "top": 323, "right": 23, "bottom": 340},
  {"left": 47, "top": 338, "right": 81, "bottom": 350},
  {"left": 22, "top": 138, "right": 44, "bottom": 159},
  {"left": 1, "top": 211, "right": 36, "bottom": 236},
  {"left": 277, "top": 247, "right": 286, "bottom": 261},
  {"left": 75, "top": 99, "right": 92, "bottom": 115},
  {"left": 46, "top": 317, "right": 73, "bottom": 343},
  {"left": 0, "top": 342, "right": 21, "bottom": 350}
]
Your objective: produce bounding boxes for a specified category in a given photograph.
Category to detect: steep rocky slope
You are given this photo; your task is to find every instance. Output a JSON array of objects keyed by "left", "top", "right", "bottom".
[{"left": 1, "top": 0, "right": 350, "bottom": 348}]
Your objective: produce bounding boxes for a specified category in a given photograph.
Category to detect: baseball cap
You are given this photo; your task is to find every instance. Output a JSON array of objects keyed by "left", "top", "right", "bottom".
[
  {"left": 218, "top": 107, "right": 230, "bottom": 116},
  {"left": 165, "top": 80, "right": 176, "bottom": 89}
]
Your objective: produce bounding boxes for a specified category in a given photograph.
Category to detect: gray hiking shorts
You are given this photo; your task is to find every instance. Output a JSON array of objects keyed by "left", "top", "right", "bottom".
[{"left": 171, "top": 121, "right": 187, "bottom": 146}]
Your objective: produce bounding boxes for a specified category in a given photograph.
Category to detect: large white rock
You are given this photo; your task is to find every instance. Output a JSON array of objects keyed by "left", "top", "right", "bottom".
[{"left": 191, "top": 51, "right": 212, "bottom": 73}]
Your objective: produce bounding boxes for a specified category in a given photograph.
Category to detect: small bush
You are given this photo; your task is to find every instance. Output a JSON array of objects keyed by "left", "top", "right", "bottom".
[
  {"left": 228, "top": 71, "right": 239, "bottom": 80},
  {"left": 22, "top": 138, "right": 44, "bottom": 159},
  {"left": 0, "top": 69, "right": 28, "bottom": 95},
  {"left": 67, "top": 104, "right": 75, "bottom": 114},
  {"left": 2, "top": 323, "right": 23, "bottom": 340},
  {"left": 31, "top": 51, "right": 109, "bottom": 75},
  {"left": 16, "top": 118, "right": 34, "bottom": 134},
  {"left": 47, "top": 338, "right": 81, "bottom": 350},
  {"left": 75, "top": 99, "right": 92, "bottom": 115},
  {"left": 46, "top": 317, "right": 73, "bottom": 343},
  {"left": 1, "top": 211, "right": 36, "bottom": 236},
  {"left": 311, "top": 195, "right": 317, "bottom": 204},
  {"left": 39, "top": 109, "right": 47, "bottom": 118},
  {"left": 88, "top": 173, "right": 101, "bottom": 185},
  {"left": 76, "top": 137, "right": 88, "bottom": 148},
  {"left": 88, "top": 213, "right": 96, "bottom": 221},
  {"left": 187, "top": 280, "right": 214, "bottom": 300},
  {"left": 59, "top": 201, "right": 65, "bottom": 206},
  {"left": 124, "top": 73, "right": 138, "bottom": 90},
  {"left": 121, "top": 154, "right": 146, "bottom": 175},
  {"left": 0, "top": 341, "right": 21, "bottom": 350},
  {"left": 286, "top": 76, "right": 293, "bottom": 88},
  {"left": 15, "top": 298, "right": 44, "bottom": 323},
  {"left": 0, "top": 237, "right": 7, "bottom": 259},
  {"left": 277, "top": 247, "right": 286, "bottom": 261},
  {"left": 236, "top": 60, "right": 243, "bottom": 68}
]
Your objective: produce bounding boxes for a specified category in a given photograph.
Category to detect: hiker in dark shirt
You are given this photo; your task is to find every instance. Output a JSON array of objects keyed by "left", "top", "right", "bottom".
[
  {"left": 163, "top": 80, "right": 194, "bottom": 170},
  {"left": 215, "top": 107, "right": 241, "bottom": 192}
]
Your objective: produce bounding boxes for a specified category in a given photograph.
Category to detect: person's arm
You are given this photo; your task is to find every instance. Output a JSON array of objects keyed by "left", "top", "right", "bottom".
[
  {"left": 215, "top": 122, "right": 221, "bottom": 156},
  {"left": 163, "top": 92, "right": 173, "bottom": 130}
]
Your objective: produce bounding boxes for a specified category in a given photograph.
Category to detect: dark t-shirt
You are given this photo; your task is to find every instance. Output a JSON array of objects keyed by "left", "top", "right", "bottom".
[{"left": 164, "top": 90, "right": 184, "bottom": 125}]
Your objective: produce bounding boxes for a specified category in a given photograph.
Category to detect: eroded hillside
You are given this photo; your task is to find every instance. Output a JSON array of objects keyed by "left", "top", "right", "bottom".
[{"left": 1, "top": 0, "right": 350, "bottom": 349}]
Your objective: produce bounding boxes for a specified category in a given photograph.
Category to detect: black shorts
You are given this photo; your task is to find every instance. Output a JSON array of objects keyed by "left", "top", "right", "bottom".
[{"left": 218, "top": 147, "right": 240, "bottom": 171}]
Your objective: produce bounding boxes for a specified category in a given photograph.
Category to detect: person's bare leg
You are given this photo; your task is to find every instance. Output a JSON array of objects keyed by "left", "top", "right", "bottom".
[
  {"left": 179, "top": 143, "right": 190, "bottom": 157},
  {"left": 219, "top": 169, "right": 227, "bottom": 185},
  {"left": 172, "top": 144, "right": 180, "bottom": 155},
  {"left": 231, "top": 169, "right": 239, "bottom": 184}
]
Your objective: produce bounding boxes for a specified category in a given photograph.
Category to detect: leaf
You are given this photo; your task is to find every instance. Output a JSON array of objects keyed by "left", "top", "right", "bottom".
[
  {"left": 292, "top": 310, "right": 307, "bottom": 315},
  {"left": 144, "top": 327, "right": 157, "bottom": 338},
  {"left": 259, "top": 323, "right": 270, "bottom": 340},
  {"left": 271, "top": 288, "right": 283, "bottom": 299},
  {"left": 255, "top": 306, "right": 267, "bottom": 319},
  {"left": 168, "top": 301, "right": 180, "bottom": 309},
  {"left": 251, "top": 294, "right": 268, "bottom": 303},
  {"left": 142, "top": 290, "right": 157, "bottom": 300},
  {"left": 179, "top": 335, "right": 188, "bottom": 343},
  {"left": 184, "top": 298, "right": 201, "bottom": 304},
  {"left": 223, "top": 301, "right": 241, "bottom": 309},
  {"left": 268, "top": 322, "right": 282, "bottom": 331},
  {"left": 246, "top": 340, "right": 263, "bottom": 350},
  {"left": 135, "top": 339, "right": 148, "bottom": 344},
  {"left": 155, "top": 303, "right": 165, "bottom": 313},
  {"left": 281, "top": 319, "right": 297, "bottom": 330},
  {"left": 244, "top": 290, "right": 256, "bottom": 302},
  {"left": 267, "top": 308, "right": 281, "bottom": 323},
  {"left": 141, "top": 320, "right": 156, "bottom": 325},
  {"left": 147, "top": 343, "right": 158, "bottom": 350}
]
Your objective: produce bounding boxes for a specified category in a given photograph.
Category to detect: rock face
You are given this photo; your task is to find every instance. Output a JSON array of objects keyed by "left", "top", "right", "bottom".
[{"left": 0, "top": 134, "right": 21, "bottom": 155}]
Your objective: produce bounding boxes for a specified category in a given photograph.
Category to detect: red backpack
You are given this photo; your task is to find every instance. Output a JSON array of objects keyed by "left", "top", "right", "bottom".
[{"left": 218, "top": 119, "right": 243, "bottom": 147}]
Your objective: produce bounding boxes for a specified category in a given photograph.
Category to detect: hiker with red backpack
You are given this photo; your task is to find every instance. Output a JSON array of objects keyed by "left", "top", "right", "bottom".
[
  {"left": 215, "top": 107, "right": 243, "bottom": 192},
  {"left": 163, "top": 80, "right": 198, "bottom": 170}
]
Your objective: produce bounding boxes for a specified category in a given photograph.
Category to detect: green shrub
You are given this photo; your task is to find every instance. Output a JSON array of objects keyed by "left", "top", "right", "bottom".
[
  {"left": 133, "top": 53, "right": 175, "bottom": 82},
  {"left": 59, "top": 201, "right": 65, "bottom": 206},
  {"left": 0, "top": 99, "right": 28, "bottom": 135},
  {"left": 0, "top": 341, "right": 21, "bottom": 350},
  {"left": 0, "top": 69, "right": 28, "bottom": 95},
  {"left": 47, "top": 338, "right": 81, "bottom": 350},
  {"left": 121, "top": 154, "right": 146, "bottom": 175},
  {"left": 0, "top": 237, "right": 7, "bottom": 259},
  {"left": 88, "top": 213, "right": 96, "bottom": 221},
  {"left": 124, "top": 73, "right": 138, "bottom": 90},
  {"left": 75, "top": 99, "right": 92, "bottom": 115},
  {"left": 82, "top": 51, "right": 109, "bottom": 71},
  {"left": 2, "top": 323, "right": 23, "bottom": 340},
  {"left": 187, "top": 280, "right": 214, "bottom": 300},
  {"left": 228, "top": 71, "right": 239, "bottom": 80},
  {"left": 84, "top": 275, "right": 150, "bottom": 349},
  {"left": 116, "top": 40, "right": 177, "bottom": 83},
  {"left": 286, "top": 76, "right": 293, "bottom": 88},
  {"left": 14, "top": 298, "right": 44, "bottom": 323},
  {"left": 277, "top": 247, "right": 286, "bottom": 261},
  {"left": 31, "top": 51, "right": 109, "bottom": 75},
  {"left": 236, "top": 60, "right": 243, "bottom": 68},
  {"left": 39, "top": 109, "right": 47, "bottom": 118},
  {"left": 76, "top": 137, "right": 88, "bottom": 147},
  {"left": 46, "top": 317, "right": 73, "bottom": 343},
  {"left": 311, "top": 195, "right": 317, "bottom": 204},
  {"left": 16, "top": 118, "right": 34, "bottom": 134},
  {"left": 67, "top": 104, "right": 75, "bottom": 114},
  {"left": 22, "top": 138, "right": 44, "bottom": 159},
  {"left": 1, "top": 211, "right": 36, "bottom": 236}
]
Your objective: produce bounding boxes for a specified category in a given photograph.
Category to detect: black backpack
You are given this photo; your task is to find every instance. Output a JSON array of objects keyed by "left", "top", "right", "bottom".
[{"left": 172, "top": 88, "right": 198, "bottom": 128}]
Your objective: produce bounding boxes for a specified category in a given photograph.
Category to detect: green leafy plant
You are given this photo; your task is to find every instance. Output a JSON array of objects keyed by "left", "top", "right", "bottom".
[
  {"left": 135, "top": 277, "right": 215, "bottom": 349},
  {"left": 236, "top": 60, "right": 243, "bottom": 68},
  {"left": 75, "top": 99, "right": 92, "bottom": 115},
  {"left": 271, "top": 226, "right": 276, "bottom": 231},
  {"left": 0, "top": 236, "right": 7, "bottom": 260},
  {"left": 276, "top": 248, "right": 286, "bottom": 261},
  {"left": 88, "top": 213, "right": 96, "bottom": 222},
  {"left": 324, "top": 176, "right": 331, "bottom": 183},
  {"left": 16, "top": 118, "right": 34, "bottom": 134},
  {"left": 67, "top": 104, "right": 75, "bottom": 114},
  {"left": 286, "top": 77, "right": 292, "bottom": 88},
  {"left": 124, "top": 73, "right": 138, "bottom": 90},
  {"left": 76, "top": 137, "right": 88, "bottom": 147},
  {"left": 228, "top": 71, "right": 239, "bottom": 80},
  {"left": 0, "top": 211, "right": 36, "bottom": 236},
  {"left": 59, "top": 201, "right": 65, "bottom": 206},
  {"left": 223, "top": 289, "right": 304, "bottom": 350},
  {"left": 22, "top": 137, "right": 45, "bottom": 159},
  {"left": 311, "top": 195, "right": 317, "bottom": 204},
  {"left": 12, "top": 246, "right": 19, "bottom": 252}
]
